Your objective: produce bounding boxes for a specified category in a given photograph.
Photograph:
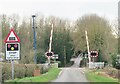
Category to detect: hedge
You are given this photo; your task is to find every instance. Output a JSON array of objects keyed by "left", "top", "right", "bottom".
[{"left": 1, "top": 63, "right": 50, "bottom": 81}]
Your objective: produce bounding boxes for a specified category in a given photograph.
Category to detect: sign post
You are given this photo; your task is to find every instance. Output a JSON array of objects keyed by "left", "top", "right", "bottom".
[
  {"left": 90, "top": 50, "right": 98, "bottom": 68},
  {"left": 4, "top": 29, "right": 20, "bottom": 80},
  {"left": 11, "top": 60, "right": 14, "bottom": 80}
]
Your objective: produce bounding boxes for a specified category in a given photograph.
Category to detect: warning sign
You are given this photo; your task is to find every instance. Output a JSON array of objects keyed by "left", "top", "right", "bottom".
[
  {"left": 4, "top": 29, "right": 20, "bottom": 43},
  {"left": 5, "top": 43, "right": 20, "bottom": 60},
  {"left": 5, "top": 29, "right": 20, "bottom": 60}
]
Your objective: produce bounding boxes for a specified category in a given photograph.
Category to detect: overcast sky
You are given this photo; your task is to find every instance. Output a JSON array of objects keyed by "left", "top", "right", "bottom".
[{"left": 0, "top": 0, "right": 119, "bottom": 22}]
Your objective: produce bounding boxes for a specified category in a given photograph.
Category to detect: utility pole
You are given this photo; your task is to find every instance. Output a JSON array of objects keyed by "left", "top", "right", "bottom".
[
  {"left": 32, "top": 15, "right": 37, "bottom": 64},
  {"left": 85, "top": 30, "right": 91, "bottom": 68}
]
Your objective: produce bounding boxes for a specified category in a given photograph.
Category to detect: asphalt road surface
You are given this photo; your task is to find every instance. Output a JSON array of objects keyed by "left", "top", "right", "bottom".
[{"left": 52, "top": 54, "right": 89, "bottom": 83}]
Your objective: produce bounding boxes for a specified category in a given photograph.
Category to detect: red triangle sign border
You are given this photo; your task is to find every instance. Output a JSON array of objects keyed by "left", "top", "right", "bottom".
[{"left": 4, "top": 28, "right": 20, "bottom": 43}]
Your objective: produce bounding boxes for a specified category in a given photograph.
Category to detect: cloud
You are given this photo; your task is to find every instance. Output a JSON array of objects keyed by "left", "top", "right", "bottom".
[{"left": 0, "top": 0, "right": 118, "bottom": 22}]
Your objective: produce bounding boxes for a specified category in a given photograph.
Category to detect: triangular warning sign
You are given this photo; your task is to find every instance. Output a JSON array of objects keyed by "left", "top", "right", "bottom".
[{"left": 5, "top": 29, "right": 20, "bottom": 43}]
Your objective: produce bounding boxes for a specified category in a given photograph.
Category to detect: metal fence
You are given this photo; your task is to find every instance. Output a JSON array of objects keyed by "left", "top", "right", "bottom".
[{"left": 88, "top": 62, "right": 104, "bottom": 69}]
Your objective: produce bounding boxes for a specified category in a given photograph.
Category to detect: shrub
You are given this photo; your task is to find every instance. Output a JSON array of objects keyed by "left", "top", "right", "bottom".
[
  {"left": 2, "top": 63, "right": 11, "bottom": 81},
  {"left": 104, "top": 67, "right": 119, "bottom": 79},
  {"left": 37, "top": 55, "right": 47, "bottom": 64},
  {"left": 24, "top": 64, "right": 36, "bottom": 77},
  {"left": 36, "top": 50, "right": 47, "bottom": 64},
  {"left": 40, "top": 64, "right": 49, "bottom": 74},
  {"left": 111, "top": 54, "right": 120, "bottom": 69},
  {"left": 2, "top": 63, "right": 50, "bottom": 81},
  {"left": 108, "top": 69, "right": 118, "bottom": 78},
  {"left": 14, "top": 64, "right": 25, "bottom": 78}
]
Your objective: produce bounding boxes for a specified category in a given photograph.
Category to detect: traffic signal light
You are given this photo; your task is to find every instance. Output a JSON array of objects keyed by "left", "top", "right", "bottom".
[{"left": 7, "top": 44, "right": 18, "bottom": 51}]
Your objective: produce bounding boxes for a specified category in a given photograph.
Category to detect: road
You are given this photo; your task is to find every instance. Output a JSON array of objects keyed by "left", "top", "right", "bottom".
[{"left": 52, "top": 54, "right": 89, "bottom": 82}]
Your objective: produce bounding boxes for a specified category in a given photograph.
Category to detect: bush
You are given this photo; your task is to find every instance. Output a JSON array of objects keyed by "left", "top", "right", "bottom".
[
  {"left": 103, "top": 67, "right": 119, "bottom": 79},
  {"left": 24, "top": 64, "right": 36, "bottom": 77},
  {"left": 111, "top": 54, "right": 120, "bottom": 69},
  {"left": 2, "top": 63, "right": 49, "bottom": 81},
  {"left": 2, "top": 63, "right": 11, "bottom": 81},
  {"left": 14, "top": 64, "right": 25, "bottom": 78},
  {"left": 37, "top": 55, "right": 47, "bottom": 64},
  {"left": 40, "top": 64, "right": 50, "bottom": 74},
  {"left": 36, "top": 50, "right": 47, "bottom": 64},
  {"left": 107, "top": 69, "right": 118, "bottom": 78}
]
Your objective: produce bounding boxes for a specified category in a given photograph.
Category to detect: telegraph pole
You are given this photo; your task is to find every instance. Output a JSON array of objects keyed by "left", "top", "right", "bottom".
[{"left": 32, "top": 15, "right": 37, "bottom": 64}]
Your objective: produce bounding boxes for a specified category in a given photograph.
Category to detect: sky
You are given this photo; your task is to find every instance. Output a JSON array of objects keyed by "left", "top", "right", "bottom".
[{"left": 0, "top": 0, "right": 119, "bottom": 22}]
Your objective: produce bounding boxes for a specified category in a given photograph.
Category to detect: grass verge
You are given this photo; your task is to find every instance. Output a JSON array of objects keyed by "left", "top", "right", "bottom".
[
  {"left": 6, "top": 66, "right": 61, "bottom": 82},
  {"left": 86, "top": 70, "right": 119, "bottom": 83}
]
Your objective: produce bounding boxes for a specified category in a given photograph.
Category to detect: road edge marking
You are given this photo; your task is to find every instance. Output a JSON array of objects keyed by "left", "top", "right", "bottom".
[{"left": 57, "top": 69, "right": 63, "bottom": 78}]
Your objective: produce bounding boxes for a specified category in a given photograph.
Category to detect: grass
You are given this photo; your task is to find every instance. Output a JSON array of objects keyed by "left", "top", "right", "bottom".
[
  {"left": 6, "top": 66, "right": 61, "bottom": 83},
  {"left": 86, "top": 70, "right": 119, "bottom": 83}
]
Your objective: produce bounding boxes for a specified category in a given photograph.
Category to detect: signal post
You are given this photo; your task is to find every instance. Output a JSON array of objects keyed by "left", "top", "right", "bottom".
[{"left": 4, "top": 29, "right": 20, "bottom": 80}]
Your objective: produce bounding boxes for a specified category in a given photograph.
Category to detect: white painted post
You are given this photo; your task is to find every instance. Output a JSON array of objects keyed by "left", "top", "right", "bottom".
[
  {"left": 85, "top": 30, "right": 91, "bottom": 68},
  {"left": 49, "top": 24, "right": 53, "bottom": 53},
  {"left": 48, "top": 24, "right": 54, "bottom": 64}
]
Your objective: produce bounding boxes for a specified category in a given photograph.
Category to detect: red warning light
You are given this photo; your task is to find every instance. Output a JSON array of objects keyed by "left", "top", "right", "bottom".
[
  {"left": 7, "top": 43, "right": 19, "bottom": 51},
  {"left": 14, "top": 44, "right": 17, "bottom": 48},
  {"left": 8, "top": 44, "right": 11, "bottom": 48}
]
